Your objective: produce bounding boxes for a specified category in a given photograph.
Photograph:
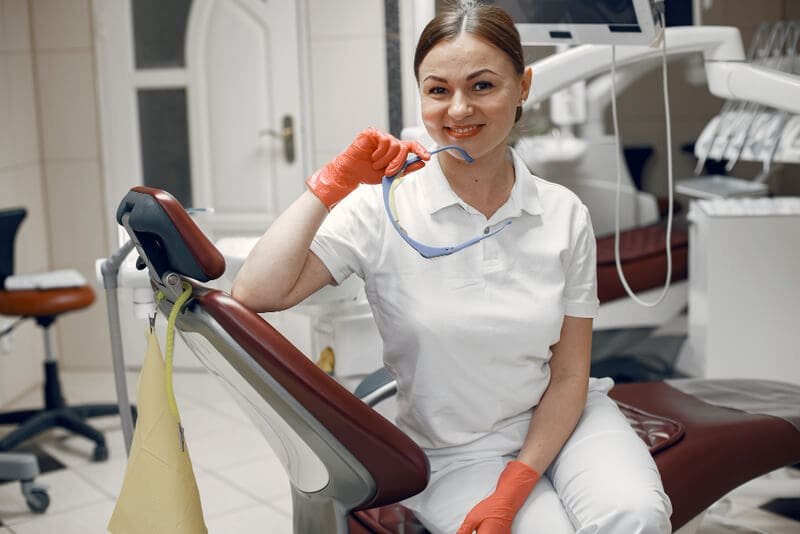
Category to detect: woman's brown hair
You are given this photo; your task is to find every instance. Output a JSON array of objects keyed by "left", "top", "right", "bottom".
[
  {"left": 414, "top": 1, "right": 526, "bottom": 120},
  {"left": 414, "top": 1, "right": 525, "bottom": 79}
]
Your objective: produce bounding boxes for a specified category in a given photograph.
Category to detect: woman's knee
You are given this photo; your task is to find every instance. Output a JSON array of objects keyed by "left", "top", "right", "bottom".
[{"left": 580, "top": 489, "right": 672, "bottom": 534}]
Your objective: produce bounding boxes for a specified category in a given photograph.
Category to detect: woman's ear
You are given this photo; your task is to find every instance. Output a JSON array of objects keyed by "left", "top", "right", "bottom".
[{"left": 521, "top": 66, "right": 533, "bottom": 102}]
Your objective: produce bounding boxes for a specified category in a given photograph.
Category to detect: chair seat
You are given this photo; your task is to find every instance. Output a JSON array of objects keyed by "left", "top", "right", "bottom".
[
  {"left": 611, "top": 381, "right": 800, "bottom": 529},
  {"left": 0, "top": 285, "right": 95, "bottom": 317},
  {"left": 596, "top": 224, "right": 689, "bottom": 303},
  {"left": 355, "top": 381, "right": 800, "bottom": 533}
]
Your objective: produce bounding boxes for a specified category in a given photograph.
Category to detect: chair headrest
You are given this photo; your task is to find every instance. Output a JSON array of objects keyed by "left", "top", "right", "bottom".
[{"left": 116, "top": 187, "right": 225, "bottom": 283}]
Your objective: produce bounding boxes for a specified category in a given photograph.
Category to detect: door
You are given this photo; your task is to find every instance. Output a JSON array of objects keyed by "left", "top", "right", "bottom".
[
  {"left": 186, "top": 0, "right": 311, "bottom": 237},
  {"left": 94, "top": 0, "right": 312, "bottom": 367},
  {"left": 94, "top": 0, "right": 312, "bottom": 244}
]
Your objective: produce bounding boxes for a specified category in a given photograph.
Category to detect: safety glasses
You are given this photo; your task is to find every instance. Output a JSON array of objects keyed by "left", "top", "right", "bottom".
[{"left": 381, "top": 145, "right": 513, "bottom": 259}]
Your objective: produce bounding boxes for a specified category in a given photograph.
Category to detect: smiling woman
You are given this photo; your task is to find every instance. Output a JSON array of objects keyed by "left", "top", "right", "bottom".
[
  {"left": 232, "top": 2, "right": 670, "bottom": 533},
  {"left": 415, "top": 32, "right": 531, "bottom": 217}
]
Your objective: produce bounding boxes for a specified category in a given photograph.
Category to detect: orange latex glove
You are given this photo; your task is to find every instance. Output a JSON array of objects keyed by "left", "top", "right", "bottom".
[
  {"left": 306, "top": 127, "right": 430, "bottom": 209},
  {"left": 456, "top": 461, "right": 540, "bottom": 534}
]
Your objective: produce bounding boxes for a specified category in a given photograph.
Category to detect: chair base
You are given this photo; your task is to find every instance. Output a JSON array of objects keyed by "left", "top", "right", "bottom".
[
  {"left": 0, "top": 405, "right": 121, "bottom": 461},
  {"left": 0, "top": 360, "right": 134, "bottom": 462}
]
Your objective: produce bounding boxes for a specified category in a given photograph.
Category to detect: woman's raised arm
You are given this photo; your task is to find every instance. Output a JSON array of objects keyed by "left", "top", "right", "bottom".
[
  {"left": 231, "top": 128, "right": 429, "bottom": 312},
  {"left": 231, "top": 190, "right": 333, "bottom": 312}
]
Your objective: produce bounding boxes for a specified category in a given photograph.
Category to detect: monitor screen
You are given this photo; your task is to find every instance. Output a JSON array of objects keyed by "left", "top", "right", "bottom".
[{"left": 485, "top": 0, "right": 661, "bottom": 46}]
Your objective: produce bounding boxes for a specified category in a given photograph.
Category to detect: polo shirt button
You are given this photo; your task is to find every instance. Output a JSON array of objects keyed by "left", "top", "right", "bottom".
[{"left": 483, "top": 226, "right": 490, "bottom": 235}]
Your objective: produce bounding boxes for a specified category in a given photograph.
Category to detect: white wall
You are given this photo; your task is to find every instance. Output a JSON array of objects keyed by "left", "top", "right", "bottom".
[
  {"left": 306, "top": 0, "right": 390, "bottom": 168},
  {"left": 29, "top": 0, "right": 111, "bottom": 369},
  {"left": 1, "top": 0, "right": 111, "bottom": 400},
  {"left": 0, "top": 0, "right": 47, "bottom": 405}
]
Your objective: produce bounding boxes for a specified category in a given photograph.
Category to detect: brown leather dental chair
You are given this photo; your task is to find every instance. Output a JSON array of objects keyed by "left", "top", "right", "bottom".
[
  {"left": 0, "top": 207, "right": 125, "bottom": 461},
  {"left": 114, "top": 187, "right": 800, "bottom": 533}
]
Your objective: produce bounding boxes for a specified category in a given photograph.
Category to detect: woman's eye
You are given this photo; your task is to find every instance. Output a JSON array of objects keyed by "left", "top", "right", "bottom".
[
  {"left": 474, "top": 81, "right": 493, "bottom": 91},
  {"left": 427, "top": 86, "right": 447, "bottom": 95}
]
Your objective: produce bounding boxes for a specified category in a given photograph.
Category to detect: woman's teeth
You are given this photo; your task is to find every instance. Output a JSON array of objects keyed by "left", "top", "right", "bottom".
[{"left": 448, "top": 125, "right": 481, "bottom": 138}]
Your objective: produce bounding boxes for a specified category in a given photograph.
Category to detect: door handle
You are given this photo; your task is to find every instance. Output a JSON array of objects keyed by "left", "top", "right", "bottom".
[{"left": 259, "top": 114, "right": 295, "bottom": 164}]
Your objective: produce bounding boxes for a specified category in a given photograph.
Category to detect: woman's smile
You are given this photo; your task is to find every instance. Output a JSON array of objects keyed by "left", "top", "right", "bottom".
[{"left": 446, "top": 124, "right": 483, "bottom": 139}]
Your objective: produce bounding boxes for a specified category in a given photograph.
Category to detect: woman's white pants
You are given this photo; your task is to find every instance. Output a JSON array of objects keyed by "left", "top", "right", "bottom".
[{"left": 403, "top": 381, "right": 673, "bottom": 533}]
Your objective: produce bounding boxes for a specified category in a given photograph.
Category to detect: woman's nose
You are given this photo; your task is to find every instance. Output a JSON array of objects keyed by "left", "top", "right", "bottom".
[{"left": 448, "top": 92, "right": 473, "bottom": 119}]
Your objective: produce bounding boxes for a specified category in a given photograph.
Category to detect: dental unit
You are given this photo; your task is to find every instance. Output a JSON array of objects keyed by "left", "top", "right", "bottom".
[
  {"left": 97, "top": 1, "right": 800, "bottom": 533},
  {"left": 103, "top": 186, "right": 800, "bottom": 534}
]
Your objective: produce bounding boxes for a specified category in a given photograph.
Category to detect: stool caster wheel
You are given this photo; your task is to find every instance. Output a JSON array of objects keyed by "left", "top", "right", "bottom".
[
  {"left": 93, "top": 443, "right": 109, "bottom": 462},
  {"left": 21, "top": 481, "right": 50, "bottom": 514}
]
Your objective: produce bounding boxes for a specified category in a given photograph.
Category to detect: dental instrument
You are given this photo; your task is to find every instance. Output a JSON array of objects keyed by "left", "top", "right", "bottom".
[
  {"left": 693, "top": 22, "right": 770, "bottom": 175},
  {"left": 687, "top": 19, "right": 800, "bottom": 197},
  {"left": 517, "top": 22, "right": 800, "bottom": 308}
]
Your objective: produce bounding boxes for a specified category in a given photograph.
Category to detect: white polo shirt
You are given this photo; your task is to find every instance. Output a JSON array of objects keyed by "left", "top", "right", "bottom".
[{"left": 310, "top": 146, "right": 599, "bottom": 450}]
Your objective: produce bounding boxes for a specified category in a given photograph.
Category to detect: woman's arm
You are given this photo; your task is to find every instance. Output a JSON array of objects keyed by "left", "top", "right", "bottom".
[
  {"left": 231, "top": 128, "right": 429, "bottom": 312},
  {"left": 231, "top": 190, "right": 334, "bottom": 312},
  {"left": 516, "top": 315, "right": 592, "bottom": 473},
  {"left": 456, "top": 315, "right": 593, "bottom": 534}
]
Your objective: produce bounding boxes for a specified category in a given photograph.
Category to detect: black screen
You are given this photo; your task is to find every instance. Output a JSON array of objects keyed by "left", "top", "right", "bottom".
[{"left": 486, "top": 0, "right": 639, "bottom": 26}]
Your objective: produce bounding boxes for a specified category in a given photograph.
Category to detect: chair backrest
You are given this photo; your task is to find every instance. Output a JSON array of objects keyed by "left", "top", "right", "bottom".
[
  {"left": 0, "top": 208, "right": 26, "bottom": 286},
  {"left": 116, "top": 187, "right": 429, "bottom": 534}
]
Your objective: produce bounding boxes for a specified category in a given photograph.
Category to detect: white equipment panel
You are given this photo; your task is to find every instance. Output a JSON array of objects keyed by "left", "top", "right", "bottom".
[{"left": 681, "top": 198, "right": 800, "bottom": 384}]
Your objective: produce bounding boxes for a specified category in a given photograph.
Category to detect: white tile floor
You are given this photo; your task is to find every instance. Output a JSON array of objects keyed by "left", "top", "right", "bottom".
[
  {"left": 0, "top": 370, "right": 291, "bottom": 534},
  {"left": 0, "top": 369, "right": 798, "bottom": 533}
]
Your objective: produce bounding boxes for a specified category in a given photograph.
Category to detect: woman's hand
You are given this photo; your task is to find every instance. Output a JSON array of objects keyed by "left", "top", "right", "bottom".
[
  {"left": 456, "top": 461, "right": 540, "bottom": 534},
  {"left": 306, "top": 127, "right": 430, "bottom": 209}
]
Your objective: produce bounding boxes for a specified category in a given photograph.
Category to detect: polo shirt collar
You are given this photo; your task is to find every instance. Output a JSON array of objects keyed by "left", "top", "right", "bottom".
[{"left": 423, "top": 146, "right": 543, "bottom": 217}]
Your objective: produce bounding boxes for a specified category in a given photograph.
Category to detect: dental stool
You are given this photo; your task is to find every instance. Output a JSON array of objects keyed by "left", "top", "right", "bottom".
[
  {"left": 0, "top": 207, "right": 121, "bottom": 461},
  {"left": 115, "top": 187, "right": 800, "bottom": 534}
]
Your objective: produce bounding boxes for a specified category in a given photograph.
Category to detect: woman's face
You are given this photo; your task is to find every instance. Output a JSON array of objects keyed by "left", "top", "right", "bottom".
[{"left": 418, "top": 33, "right": 531, "bottom": 161}]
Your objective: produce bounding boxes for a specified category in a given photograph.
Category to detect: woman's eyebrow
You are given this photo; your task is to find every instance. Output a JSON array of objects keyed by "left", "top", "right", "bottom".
[
  {"left": 423, "top": 74, "right": 448, "bottom": 83},
  {"left": 422, "top": 68, "right": 498, "bottom": 84},
  {"left": 467, "top": 68, "right": 498, "bottom": 80}
]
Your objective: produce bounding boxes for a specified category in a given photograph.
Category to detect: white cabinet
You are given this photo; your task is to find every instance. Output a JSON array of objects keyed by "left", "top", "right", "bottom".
[{"left": 680, "top": 198, "right": 800, "bottom": 383}]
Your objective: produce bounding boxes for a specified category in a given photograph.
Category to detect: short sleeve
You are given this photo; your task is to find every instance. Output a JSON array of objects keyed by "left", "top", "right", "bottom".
[
  {"left": 310, "top": 184, "right": 384, "bottom": 284},
  {"left": 564, "top": 204, "right": 599, "bottom": 318}
]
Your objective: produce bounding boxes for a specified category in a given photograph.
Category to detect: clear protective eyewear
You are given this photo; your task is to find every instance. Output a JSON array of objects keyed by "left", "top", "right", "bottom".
[{"left": 381, "top": 145, "right": 513, "bottom": 259}]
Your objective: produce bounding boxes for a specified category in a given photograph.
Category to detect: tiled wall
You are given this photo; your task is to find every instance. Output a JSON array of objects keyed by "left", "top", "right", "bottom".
[
  {"left": 29, "top": 0, "right": 111, "bottom": 369},
  {"left": 0, "top": 0, "right": 47, "bottom": 405},
  {"left": 0, "top": 0, "right": 110, "bottom": 401},
  {"left": 306, "top": 0, "right": 389, "bottom": 168}
]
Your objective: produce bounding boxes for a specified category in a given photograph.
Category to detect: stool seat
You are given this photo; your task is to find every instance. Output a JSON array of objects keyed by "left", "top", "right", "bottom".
[
  {"left": 596, "top": 224, "right": 689, "bottom": 303},
  {"left": 0, "top": 285, "right": 95, "bottom": 317},
  {"left": 0, "top": 207, "right": 124, "bottom": 465}
]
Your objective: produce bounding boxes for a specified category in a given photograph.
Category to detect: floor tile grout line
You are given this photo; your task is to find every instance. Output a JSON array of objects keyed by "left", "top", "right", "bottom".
[
  {"left": 1, "top": 495, "right": 111, "bottom": 527},
  {"left": 203, "top": 501, "right": 262, "bottom": 521},
  {"left": 207, "top": 500, "right": 292, "bottom": 522},
  {"left": 70, "top": 462, "right": 120, "bottom": 501},
  {"left": 201, "top": 468, "right": 290, "bottom": 513}
]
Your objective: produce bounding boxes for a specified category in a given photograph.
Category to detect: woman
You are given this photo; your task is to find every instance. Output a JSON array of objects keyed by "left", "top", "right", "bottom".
[{"left": 232, "top": 2, "right": 671, "bottom": 532}]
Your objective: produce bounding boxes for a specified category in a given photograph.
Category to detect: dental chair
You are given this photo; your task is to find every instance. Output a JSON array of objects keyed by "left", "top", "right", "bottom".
[
  {"left": 116, "top": 186, "right": 800, "bottom": 534},
  {"left": 0, "top": 207, "right": 122, "bottom": 462}
]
